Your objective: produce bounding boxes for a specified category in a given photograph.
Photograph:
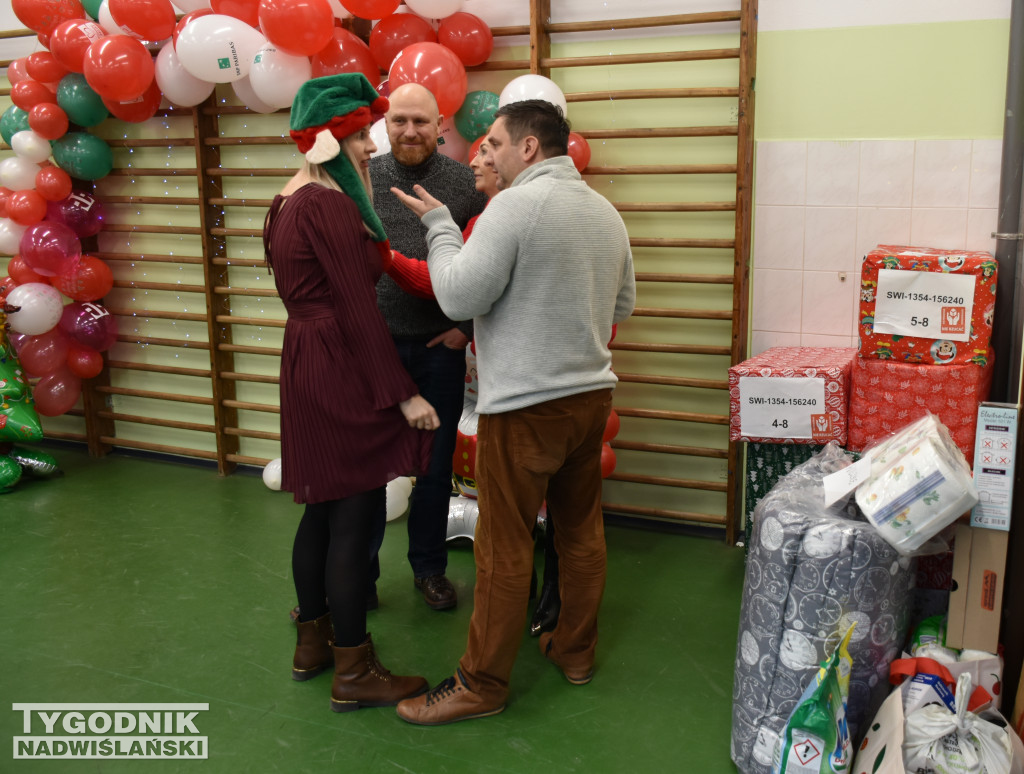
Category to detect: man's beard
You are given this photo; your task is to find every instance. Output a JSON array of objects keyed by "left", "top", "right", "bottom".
[{"left": 392, "top": 140, "right": 436, "bottom": 166}]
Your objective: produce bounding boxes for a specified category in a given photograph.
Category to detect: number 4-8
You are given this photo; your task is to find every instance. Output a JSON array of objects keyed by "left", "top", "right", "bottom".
[{"left": 772, "top": 419, "right": 788, "bottom": 429}]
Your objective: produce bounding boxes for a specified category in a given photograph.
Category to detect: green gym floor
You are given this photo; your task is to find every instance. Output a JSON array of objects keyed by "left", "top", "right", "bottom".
[{"left": 0, "top": 446, "right": 746, "bottom": 773}]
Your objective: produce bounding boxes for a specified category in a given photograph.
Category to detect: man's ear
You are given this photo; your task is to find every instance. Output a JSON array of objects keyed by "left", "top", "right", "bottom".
[{"left": 521, "top": 135, "right": 540, "bottom": 162}]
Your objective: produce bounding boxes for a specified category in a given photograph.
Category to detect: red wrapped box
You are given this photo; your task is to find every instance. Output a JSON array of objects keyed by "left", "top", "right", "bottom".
[
  {"left": 859, "top": 245, "right": 997, "bottom": 365},
  {"left": 847, "top": 353, "right": 994, "bottom": 462},
  {"left": 728, "top": 347, "right": 856, "bottom": 444}
]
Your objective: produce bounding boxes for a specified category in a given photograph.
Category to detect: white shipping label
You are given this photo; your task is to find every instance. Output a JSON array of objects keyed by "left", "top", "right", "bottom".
[
  {"left": 822, "top": 453, "right": 873, "bottom": 507},
  {"left": 971, "top": 403, "right": 1018, "bottom": 530},
  {"left": 873, "top": 269, "right": 976, "bottom": 343},
  {"left": 738, "top": 377, "right": 826, "bottom": 440}
]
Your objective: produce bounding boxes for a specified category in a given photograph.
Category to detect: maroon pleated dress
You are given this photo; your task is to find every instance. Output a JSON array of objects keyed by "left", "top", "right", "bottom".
[{"left": 263, "top": 183, "right": 432, "bottom": 504}]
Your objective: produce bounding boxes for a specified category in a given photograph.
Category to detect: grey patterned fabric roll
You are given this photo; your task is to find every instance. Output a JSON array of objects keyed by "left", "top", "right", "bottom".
[{"left": 730, "top": 443, "right": 916, "bottom": 774}]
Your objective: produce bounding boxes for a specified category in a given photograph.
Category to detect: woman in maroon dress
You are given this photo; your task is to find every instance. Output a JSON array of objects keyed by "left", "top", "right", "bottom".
[{"left": 263, "top": 74, "right": 435, "bottom": 712}]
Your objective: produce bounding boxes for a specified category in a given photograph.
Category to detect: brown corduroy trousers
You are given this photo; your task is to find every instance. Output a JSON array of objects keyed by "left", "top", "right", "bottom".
[{"left": 458, "top": 388, "right": 614, "bottom": 704}]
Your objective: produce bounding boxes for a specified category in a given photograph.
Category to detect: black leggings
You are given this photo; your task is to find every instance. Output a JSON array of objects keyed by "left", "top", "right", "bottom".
[{"left": 291, "top": 487, "right": 384, "bottom": 648}]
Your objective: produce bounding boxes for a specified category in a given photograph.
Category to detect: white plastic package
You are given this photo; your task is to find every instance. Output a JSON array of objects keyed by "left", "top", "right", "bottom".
[
  {"left": 855, "top": 414, "right": 979, "bottom": 555},
  {"left": 903, "top": 672, "right": 1012, "bottom": 774}
]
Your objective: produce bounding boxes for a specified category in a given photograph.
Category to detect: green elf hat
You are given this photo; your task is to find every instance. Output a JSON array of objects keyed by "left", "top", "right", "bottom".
[{"left": 289, "top": 73, "right": 389, "bottom": 244}]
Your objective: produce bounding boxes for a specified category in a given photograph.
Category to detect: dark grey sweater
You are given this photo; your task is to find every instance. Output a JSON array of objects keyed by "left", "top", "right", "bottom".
[{"left": 370, "top": 152, "right": 487, "bottom": 339}]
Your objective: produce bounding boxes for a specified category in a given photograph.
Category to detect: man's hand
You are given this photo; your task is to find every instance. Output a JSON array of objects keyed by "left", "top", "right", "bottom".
[
  {"left": 427, "top": 327, "right": 470, "bottom": 350},
  {"left": 390, "top": 184, "right": 444, "bottom": 218}
]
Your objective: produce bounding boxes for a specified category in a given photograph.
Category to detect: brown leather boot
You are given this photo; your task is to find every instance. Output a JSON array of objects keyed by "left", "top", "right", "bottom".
[
  {"left": 330, "top": 635, "right": 428, "bottom": 713},
  {"left": 292, "top": 613, "right": 334, "bottom": 682}
]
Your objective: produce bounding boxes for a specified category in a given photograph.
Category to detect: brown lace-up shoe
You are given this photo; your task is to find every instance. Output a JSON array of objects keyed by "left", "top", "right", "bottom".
[
  {"left": 396, "top": 670, "right": 505, "bottom": 726},
  {"left": 539, "top": 632, "right": 593, "bottom": 685},
  {"left": 329, "top": 635, "right": 427, "bottom": 713},
  {"left": 413, "top": 574, "right": 457, "bottom": 610}
]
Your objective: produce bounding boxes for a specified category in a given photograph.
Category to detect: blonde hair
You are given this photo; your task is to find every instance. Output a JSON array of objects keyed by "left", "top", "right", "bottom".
[{"left": 302, "top": 133, "right": 375, "bottom": 235}]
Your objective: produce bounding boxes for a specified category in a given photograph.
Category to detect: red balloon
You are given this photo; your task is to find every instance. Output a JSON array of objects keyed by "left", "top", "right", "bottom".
[
  {"left": 8, "top": 59, "right": 31, "bottom": 86},
  {"left": 108, "top": 0, "right": 177, "bottom": 42},
  {"left": 6, "top": 190, "right": 49, "bottom": 227},
  {"left": 211, "top": 0, "right": 261, "bottom": 27},
  {"left": 0, "top": 276, "right": 17, "bottom": 303},
  {"left": 83, "top": 35, "right": 155, "bottom": 102},
  {"left": 12, "top": 0, "right": 85, "bottom": 35},
  {"left": 35, "top": 166, "right": 74, "bottom": 202},
  {"left": 172, "top": 9, "right": 214, "bottom": 49},
  {"left": 7, "top": 254, "right": 48, "bottom": 286},
  {"left": 66, "top": 343, "right": 104, "bottom": 378},
  {"left": 600, "top": 443, "right": 616, "bottom": 478},
  {"left": 32, "top": 367, "right": 83, "bottom": 416},
  {"left": 258, "top": 0, "right": 334, "bottom": 56},
  {"left": 0, "top": 188, "right": 11, "bottom": 219},
  {"left": 26, "top": 52, "right": 70, "bottom": 84},
  {"left": 28, "top": 102, "right": 70, "bottom": 141},
  {"left": 52, "top": 255, "right": 114, "bottom": 301},
  {"left": 389, "top": 42, "right": 467, "bottom": 117},
  {"left": 369, "top": 13, "right": 437, "bottom": 72},
  {"left": 567, "top": 132, "right": 591, "bottom": 172},
  {"left": 38, "top": 31, "right": 52, "bottom": 49},
  {"left": 452, "top": 429, "right": 477, "bottom": 480},
  {"left": 102, "top": 79, "right": 162, "bottom": 123},
  {"left": 602, "top": 409, "right": 620, "bottom": 443},
  {"left": 18, "top": 329, "right": 70, "bottom": 377},
  {"left": 340, "top": 0, "right": 399, "bottom": 19},
  {"left": 49, "top": 19, "right": 107, "bottom": 73},
  {"left": 11, "top": 79, "right": 58, "bottom": 111},
  {"left": 437, "top": 12, "right": 493, "bottom": 67},
  {"left": 311, "top": 27, "right": 380, "bottom": 85}
]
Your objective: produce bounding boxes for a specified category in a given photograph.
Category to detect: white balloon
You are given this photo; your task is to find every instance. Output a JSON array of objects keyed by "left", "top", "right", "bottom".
[
  {"left": 325, "top": 0, "right": 351, "bottom": 18},
  {"left": 249, "top": 44, "right": 311, "bottom": 110},
  {"left": 11, "top": 130, "right": 53, "bottom": 164},
  {"left": 231, "top": 76, "right": 276, "bottom": 114},
  {"left": 262, "top": 457, "right": 282, "bottom": 490},
  {"left": 5, "top": 283, "right": 65, "bottom": 335},
  {"left": 0, "top": 218, "right": 28, "bottom": 256},
  {"left": 155, "top": 43, "right": 216, "bottom": 107},
  {"left": 369, "top": 118, "right": 390, "bottom": 158},
  {"left": 436, "top": 116, "right": 469, "bottom": 163},
  {"left": 172, "top": 0, "right": 212, "bottom": 11},
  {"left": 405, "top": 0, "right": 463, "bottom": 19},
  {"left": 499, "top": 74, "right": 567, "bottom": 117},
  {"left": 96, "top": 0, "right": 128, "bottom": 35},
  {"left": 175, "top": 14, "right": 267, "bottom": 83},
  {"left": 0, "top": 157, "right": 40, "bottom": 192},
  {"left": 385, "top": 477, "right": 413, "bottom": 521}
]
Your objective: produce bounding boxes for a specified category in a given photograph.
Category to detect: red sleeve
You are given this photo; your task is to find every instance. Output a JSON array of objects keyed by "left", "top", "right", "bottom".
[
  {"left": 299, "top": 188, "right": 418, "bottom": 411},
  {"left": 386, "top": 250, "right": 435, "bottom": 299}
]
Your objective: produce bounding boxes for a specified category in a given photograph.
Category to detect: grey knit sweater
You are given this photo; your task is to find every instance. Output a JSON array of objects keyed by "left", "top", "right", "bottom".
[
  {"left": 370, "top": 152, "right": 487, "bottom": 338},
  {"left": 422, "top": 156, "right": 636, "bottom": 414}
]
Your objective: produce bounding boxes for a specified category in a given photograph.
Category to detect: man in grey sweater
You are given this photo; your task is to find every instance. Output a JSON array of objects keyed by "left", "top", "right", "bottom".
[
  {"left": 369, "top": 84, "right": 487, "bottom": 611},
  {"left": 391, "top": 99, "right": 636, "bottom": 725}
]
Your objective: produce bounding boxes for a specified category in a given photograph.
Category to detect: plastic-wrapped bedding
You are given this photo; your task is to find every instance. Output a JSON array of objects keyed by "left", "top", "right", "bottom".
[{"left": 730, "top": 443, "right": 916, "bottom": 774}]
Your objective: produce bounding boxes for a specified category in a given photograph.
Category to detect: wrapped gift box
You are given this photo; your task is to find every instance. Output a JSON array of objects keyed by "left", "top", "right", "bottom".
[
  {"left": 847, "top": 353, "right": 994, "bottom": 462},
  {"left": 729, "top": 347, "right": 856, "bottom": 445},
  {"left": 858, "top": 245, "right": 997, "bottom": 365}
]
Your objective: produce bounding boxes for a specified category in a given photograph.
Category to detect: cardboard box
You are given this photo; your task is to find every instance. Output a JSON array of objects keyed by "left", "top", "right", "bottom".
[
  {"left": 847, "top": 353, "right": 994, "bottom": 462},
  {"left": 947, "top": 523, "right": 1008, "bottom": 652},
  {"left": 728, "top": 347, "right": 856, "bottom": 444},
  {"left": 858, "top": 245, "right": 997, "bottom": 365}
]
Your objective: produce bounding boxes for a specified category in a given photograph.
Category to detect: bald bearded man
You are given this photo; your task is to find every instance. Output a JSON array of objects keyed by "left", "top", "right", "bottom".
[{"left": 369, "top": 84, "right": 488, "bottom": 611}]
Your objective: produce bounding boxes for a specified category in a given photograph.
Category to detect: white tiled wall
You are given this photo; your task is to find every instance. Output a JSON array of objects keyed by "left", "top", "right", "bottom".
[{"left": 750, "top": 139, "right": 1002, "bottom": 356}]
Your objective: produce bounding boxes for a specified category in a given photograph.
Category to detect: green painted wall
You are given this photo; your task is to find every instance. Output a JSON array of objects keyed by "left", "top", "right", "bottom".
[{"left": 756, "top": 20, "right": 1010, "bottom": 141}]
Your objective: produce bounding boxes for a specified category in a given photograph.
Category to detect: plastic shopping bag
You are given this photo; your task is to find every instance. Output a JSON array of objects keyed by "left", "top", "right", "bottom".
[{"left": 903, "top": 672, "right": 1012, "bottom": 774}]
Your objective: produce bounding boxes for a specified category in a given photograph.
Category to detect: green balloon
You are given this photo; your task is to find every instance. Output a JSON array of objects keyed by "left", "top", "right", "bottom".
[
  {"left": 0, "top": 392, "right": 43, "bottom": 443},
  {"left": 1, "top": 334, "right": 30, "bottom": 402},
  {"left": 0, "top": 457, "right": 23, "bottom": 493},
  {"left": 53, "top": 131, "right": 114, "bottom": 181},
  {"left": 57, "top": 73, "right": 109, "bottom": 128},
  {"left": 82, "top": 0, "right": 102, "bottom": 20},
  {"left": 454, "top": 91, "right": 499, "bottom": 142},
  {"left": 1, "top": 105, "right": 30, "bottom": 147},
  {"left": 9, "top": 446, "right": 60, "bottom": 476}
]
